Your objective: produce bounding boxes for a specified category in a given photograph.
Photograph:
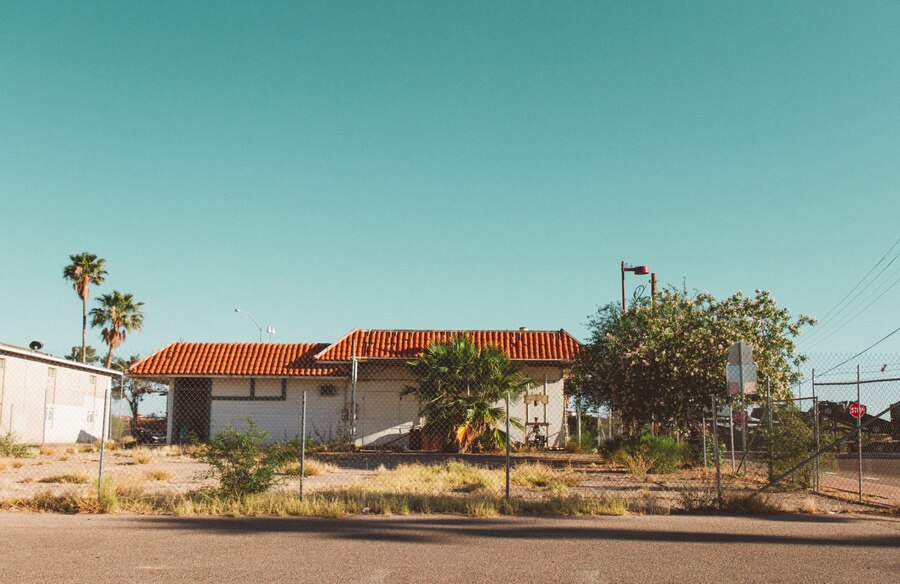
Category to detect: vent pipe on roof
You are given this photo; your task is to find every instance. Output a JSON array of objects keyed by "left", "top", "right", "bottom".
[
  {"left": 519, "top": 327, "right": 529, "bottom": 331},
  {"left": 29, "top": 341, "right": 43, "bottom": 351}
]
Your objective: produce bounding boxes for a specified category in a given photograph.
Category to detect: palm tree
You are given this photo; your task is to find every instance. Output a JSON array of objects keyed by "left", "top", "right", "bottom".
[
  {"left": 62, "top": 252, "right": 107, "bottom": 363},
  {"left": 90, "top": 291, "right": 145, "bottom": 368},
  {"left": 405, "top": 335, "right": 531, "bottom": 452}
]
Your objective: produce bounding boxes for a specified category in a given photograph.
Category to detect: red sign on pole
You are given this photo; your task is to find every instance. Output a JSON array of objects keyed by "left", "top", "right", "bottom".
[{"left": 849, "top": 403, "right": 866, "bottom": 419}]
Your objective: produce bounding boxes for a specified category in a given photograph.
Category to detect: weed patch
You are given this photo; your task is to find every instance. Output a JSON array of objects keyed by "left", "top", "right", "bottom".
[
  {"left": 0, "top": 433, "right": 35, "bottom": 458},
  {"left": 39, "top": 472, "right": 90, "bottom": 484}
]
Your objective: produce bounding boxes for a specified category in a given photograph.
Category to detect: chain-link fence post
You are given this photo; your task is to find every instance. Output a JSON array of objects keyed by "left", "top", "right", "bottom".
[
  {"left": 766, "top": 377, "right": 773, "bottom": 483},
  {"left": 300, "top": 389, "right": 307, "bottom": 501},
  {"left": 505, "top": 390, "right": 510, "bottom": 500},
  {"left": 712, "top": 394, "right": 722, "bottom": 508},
  {"left": 97, "top": 374, "right": 114, "bottom": 491},
  {"left": 857, "top": 364, "right": 863, "bottom": 503}
]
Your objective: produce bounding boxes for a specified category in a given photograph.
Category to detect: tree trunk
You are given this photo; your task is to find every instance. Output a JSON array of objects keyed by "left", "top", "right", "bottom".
[
  {"left": 81, "top": 297, "right": 87, "bottom": 363},
  {"left": 129, "top": 396, "right": 139, "bottom": 435},
  {"left": 105, "top": 347, "right": 113, "bottom": 369}
]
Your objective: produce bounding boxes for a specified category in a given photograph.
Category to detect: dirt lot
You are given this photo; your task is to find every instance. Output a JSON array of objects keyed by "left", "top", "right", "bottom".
[{"left": 2, "top": 446, "right": 894, "bottom": 514}]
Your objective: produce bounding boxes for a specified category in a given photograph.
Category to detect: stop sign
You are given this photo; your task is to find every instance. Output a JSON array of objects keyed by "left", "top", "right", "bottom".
[{"left": 849, "top": 402, "right": 866, "bottom": 419}]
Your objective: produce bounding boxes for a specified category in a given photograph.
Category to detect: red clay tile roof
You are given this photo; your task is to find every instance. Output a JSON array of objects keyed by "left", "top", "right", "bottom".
[
  {"left": 315, "top": 329, "right": 581, "bottom": 362},
  {"left": 128, "top": 343, "right": 347, "bottom": 377}
]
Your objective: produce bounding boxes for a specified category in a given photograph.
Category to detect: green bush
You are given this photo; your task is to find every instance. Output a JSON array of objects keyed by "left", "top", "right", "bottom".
[
  {"left": 639, "top": 434, "right": 685, "bottom": 474},
  {"left": 191, "top": 419, "right": 292, "bottom": 498},
  {"left": 599, "top": 435, "right": 627, "bottom": 458},
  {"left": 601, "top": 434, "right": 685, "bottom": 474},
  {"left": 768, "top": 408, "right": 814, "bottom": 490},
  {"left": 0, "top": 432, "right": 34, "bottom": 458}
]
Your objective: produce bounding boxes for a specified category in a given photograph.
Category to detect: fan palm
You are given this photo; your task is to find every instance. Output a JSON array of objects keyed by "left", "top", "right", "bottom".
[
  {"left": 405, "top": 335, "right": 531, "bottom": 452},
  {"left": 62, "top": 252, "right": 107, "bottom": 363},
  {"left": 90, "top": 291, "right": 145, "bottom": 368}
]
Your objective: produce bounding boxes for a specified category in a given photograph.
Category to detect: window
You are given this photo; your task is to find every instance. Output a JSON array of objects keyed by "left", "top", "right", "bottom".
[{"left": 320, "top": 384, "right": 337, "bottom": 397}]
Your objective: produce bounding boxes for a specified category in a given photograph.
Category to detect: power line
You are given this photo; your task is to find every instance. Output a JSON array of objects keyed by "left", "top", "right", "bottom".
[
  {"left": 801, "top": 266, "right": 900, "bottom": 351},
  {"left": 816, "top": 325, "right": 900, "bottom": 377},
  {"left": 798, "top": 237, "right": 900, "bottom": 346}
]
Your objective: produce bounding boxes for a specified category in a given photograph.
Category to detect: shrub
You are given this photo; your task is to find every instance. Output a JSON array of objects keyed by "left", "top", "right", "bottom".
[
  {"left": 768, "top": 408, "right": 815, "bottom": 490},
  {"left": 639, "top": 434, "right": 685, "bottom": 474},
  {"left": 599, "top": 435, "right": 627, "bottom": 459},
  {"left": 620, "top": 447, "right": 655, "bottom": 479},
  {"left": 0, "top": 433, "right": 34, "bottom": 458},
  {"left": 604, "top": 434, "right": 685, "bottom": 474},
  {"left": 190, "top": 419, "right": 291, "bottom": 498}
]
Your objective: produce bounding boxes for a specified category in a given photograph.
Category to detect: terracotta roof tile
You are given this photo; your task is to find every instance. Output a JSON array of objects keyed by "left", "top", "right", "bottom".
[
  {"left": 128, "top": 343, "right": 347, "bottom": 377},
  {"left": 315, "top": 329, "right": 581, "bottom": 362}
]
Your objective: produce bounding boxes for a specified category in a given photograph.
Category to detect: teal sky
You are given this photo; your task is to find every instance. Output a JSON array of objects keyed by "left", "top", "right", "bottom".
[{"left": 2, "top": 1, "right": 899, "bottom": 364}]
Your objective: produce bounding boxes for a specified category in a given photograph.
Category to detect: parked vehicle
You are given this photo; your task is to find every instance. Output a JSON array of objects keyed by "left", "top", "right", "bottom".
[{"left": 130, "top": 427, "right": 166, "bottom": 445}]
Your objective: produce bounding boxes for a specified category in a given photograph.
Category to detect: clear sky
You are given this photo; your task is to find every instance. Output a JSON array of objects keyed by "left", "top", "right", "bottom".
[{"left": 2, "top": 1, "right": 899, "bottom": 365}]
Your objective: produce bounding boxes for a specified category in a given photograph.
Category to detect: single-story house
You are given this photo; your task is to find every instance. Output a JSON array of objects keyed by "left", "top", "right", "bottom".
[
  {"left": 128, "top": 329, "right": 581, "bottom": 449},
  {"left": 0, "top": 343, "right": 117, "bottom": 444}
]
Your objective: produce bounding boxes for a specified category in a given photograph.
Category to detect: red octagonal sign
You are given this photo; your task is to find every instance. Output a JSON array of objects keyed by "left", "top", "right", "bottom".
[{"left": 849, "top": 402, "right": 866, "bottom": 419}]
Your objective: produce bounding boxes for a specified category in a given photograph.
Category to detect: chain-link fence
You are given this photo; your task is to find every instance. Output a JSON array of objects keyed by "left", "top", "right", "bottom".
[{"left": 2, "top": 343, "right": 898, "bottom": 514}]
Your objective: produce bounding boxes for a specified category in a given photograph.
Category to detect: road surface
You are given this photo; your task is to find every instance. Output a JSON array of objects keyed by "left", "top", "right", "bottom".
[{"left": 1, "top": 513, "right": 898, "bottom": 583}]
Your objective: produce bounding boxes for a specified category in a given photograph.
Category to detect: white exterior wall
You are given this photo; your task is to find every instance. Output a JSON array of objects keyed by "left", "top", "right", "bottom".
[
  {"left": 353, "top": 361, "right": 567, "bottom": 448},
  {"left": 0, "top": 353, "right": 112, "bottom": 444},
  {"left": 188, "top": 361, "right": 567, "bottom": 448},
  {"left": 209, "top": 377, "right": 349, "bottom": 443}
]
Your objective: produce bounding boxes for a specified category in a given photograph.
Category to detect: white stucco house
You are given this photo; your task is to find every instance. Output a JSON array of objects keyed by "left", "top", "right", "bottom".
[
  {"left": 0, "top": 343, "right": 117, "bottom": 444},
  {"left": 128, "top": 329, "right": 581, "bottom": 449}
]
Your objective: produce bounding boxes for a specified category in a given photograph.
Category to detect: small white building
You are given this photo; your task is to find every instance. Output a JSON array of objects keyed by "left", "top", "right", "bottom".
[
  {"left": 0, "top": 343, "right": 117, "bottom": 444},
  {"left": 129, "top": 329, "right": 581, "bottom": 449}
]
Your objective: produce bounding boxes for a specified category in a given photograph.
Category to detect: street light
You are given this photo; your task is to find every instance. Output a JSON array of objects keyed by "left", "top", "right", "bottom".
[
  {"left": 234, "top": 308, "right": 264, "bottom": 342},
  {"left": 621, "top": 261, "right": 650, "bottom": 311}
]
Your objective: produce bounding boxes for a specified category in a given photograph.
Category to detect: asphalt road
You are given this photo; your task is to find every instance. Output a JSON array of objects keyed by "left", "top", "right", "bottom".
[{"left": 1, "top": 513, "right": 898, "bottom": 584}]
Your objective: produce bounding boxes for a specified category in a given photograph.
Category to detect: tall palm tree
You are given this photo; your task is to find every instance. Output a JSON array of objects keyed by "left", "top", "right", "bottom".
[
  {"left": 405, "top": 335, "right": 531, "bottom": 452},
  {"left": 63, "top": 252, "right": 108, "bottom": 363},
  {"left": 90, "top": 291, "right": 145, "bottom": 368}
]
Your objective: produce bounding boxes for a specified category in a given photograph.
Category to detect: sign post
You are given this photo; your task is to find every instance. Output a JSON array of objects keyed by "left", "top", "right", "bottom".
[{"left": 727, "top": 342, "right": 757, "bottom": 459}]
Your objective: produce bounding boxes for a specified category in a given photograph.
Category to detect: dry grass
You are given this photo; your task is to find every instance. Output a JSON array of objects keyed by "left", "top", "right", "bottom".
[
  {"left": 797, "top": 497, "right": 817, "bottom": 514},
  {"left": 619, "top": 449, "right": 655, "bottom": 479},
  {"left": 11, "top": 460, "right": 25, "bottom": 469},
  {"left": 38, "top": 445, "right": 63, "bottom": 457},
  {"left": 368, "top": 461, "right": 498, "bottom": 495},
  {"left": 57, "top": 455, "right": 70, "bottom": 462},
  {"left": 18, "top": 477, "right": 34, "bottom": 484},
  {"left": 280, "top": 459, "right": 339, "bottom": 477},
  {"left": 38, "top": 472, "right": 90, "bottom": 484},
  {"left": 144, "top": 469, "right": 174, "bottom": 481},
  {"left": 0, "top": 461, "right": 7, "bottom": 472},
  {"left": 722, "top": 493, "right": 781, "bottom": 514},
  {"left": 130, "top": 449, "right": 153, "bottom": 465},
  {"left": 511, "top": 462, "right": 581, "bottom": 494}
]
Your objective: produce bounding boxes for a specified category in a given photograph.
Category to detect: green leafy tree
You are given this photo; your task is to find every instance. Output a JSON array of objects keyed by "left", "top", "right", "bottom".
[
  {"left": 111, "top": 355, "right": 168, "bottom": 434},
  {"left": 404, "top": 335, "right": 532, "bottom": 452},
  {"left": 65, "top": 345, "right": 101, "bottom": 365},
  {"left": 90, "top": 291, "right": 145, "bottom": 368},
  {"left": 62, "top": 252, "right": 107, "bottom": 363},
  {"left": 571, "top": 288, "right": 814, "bottom": 430}
]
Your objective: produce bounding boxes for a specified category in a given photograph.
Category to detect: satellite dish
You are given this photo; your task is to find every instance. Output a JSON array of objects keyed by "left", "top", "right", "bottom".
[{"left": 29, "top": 341, "right": 44, "bottom": 351}]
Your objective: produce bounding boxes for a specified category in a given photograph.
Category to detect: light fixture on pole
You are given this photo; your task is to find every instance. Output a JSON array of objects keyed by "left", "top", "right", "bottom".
[
  {"left": 620, "top": 261, "right": 650, "bottom": 311},
  {"left": 234, "top": 308, "right": 264, "bottom": 343}
]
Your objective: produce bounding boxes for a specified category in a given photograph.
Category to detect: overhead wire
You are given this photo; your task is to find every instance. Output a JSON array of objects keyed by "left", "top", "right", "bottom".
[
  {"left": 797, "top": 236, "right": 900, "bottom": 347},
  {"left": 801, "top": 264, "right": 900, "bottom": 351}
]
